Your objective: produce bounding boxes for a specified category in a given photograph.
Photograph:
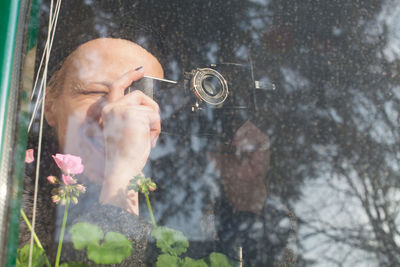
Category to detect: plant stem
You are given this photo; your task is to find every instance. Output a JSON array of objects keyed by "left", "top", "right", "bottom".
[
  {"left": 20, "top": 209, "right": 52, "bottom": 267},
  {"left": 20, "top": 209, "right": 43, "bottom": 249},
  {"left": 55, "top": 199, "right": 70, "bottom": 267},
  {"left": 145, "top": 193, "right": 157, "bottom": 228}
]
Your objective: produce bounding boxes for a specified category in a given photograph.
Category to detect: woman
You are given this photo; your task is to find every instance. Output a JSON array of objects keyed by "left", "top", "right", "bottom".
[{"left": 20, "top": 37, "right": 162, "bottom": 266}]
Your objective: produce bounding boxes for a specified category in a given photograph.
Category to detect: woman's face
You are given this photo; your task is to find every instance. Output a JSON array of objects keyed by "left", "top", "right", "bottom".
[{"left": 45, "top": 38, "right": 163, "bottom": 183}]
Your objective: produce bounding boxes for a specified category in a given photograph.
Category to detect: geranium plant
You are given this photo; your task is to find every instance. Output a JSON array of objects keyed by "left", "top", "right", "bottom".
[
  {"left": 49, "top": 154, "right": 86, "bottom": 267},
  {"left": 20, "top": 151, "right": 234, "bottom": 266},
  {"left": 19, "top": 152, "right": 133, "bottom": 267},
  {"left": 128, "top": 175, "right": 236, "bottom": 267}
]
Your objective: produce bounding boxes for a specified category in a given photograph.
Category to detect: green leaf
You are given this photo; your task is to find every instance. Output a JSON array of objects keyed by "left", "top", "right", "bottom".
[
  {"left": 59, "top": 262, "right": 90, "bottom": 267},
  {"left": 151, "top": 226, "right": 189, "bottom": 256},
  {"left": 156, "top": 254, "right": 180, "bottom": 267},
  {"left": 182, "top": 257, "right": 208, "bottom": 267},
  {"left": 16, "top": 244, "right": 47, "bottom": 267},
  {"left": 87, "top": 231, "right": 133, "bottom": 264},
  {"left": 209, "top": 252, "right": 233, "bottom": 267},
  {"left": 69, "top": 222, "right": 103, "bottom": 250}
]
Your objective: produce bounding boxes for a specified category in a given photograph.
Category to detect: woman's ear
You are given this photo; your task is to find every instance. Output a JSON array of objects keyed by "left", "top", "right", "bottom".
[{"left": 44, "top": 93, "right": 57, "bottom": 127}]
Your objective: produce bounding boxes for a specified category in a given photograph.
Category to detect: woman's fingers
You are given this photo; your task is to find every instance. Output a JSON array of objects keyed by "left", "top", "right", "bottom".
[
  {"left": 102, "top": 103, "right": 161, "bottom": 148},
  {"left": 119, "top": 105, "right": 161, "bottom": 146},
  {"left": 108, "top": 66, "right": 145, "bottom": 101},
  {"left": 120, "top": 90, "right": 160, "bottom": 114},
  {"left": 105, "top": 65, "right": 160, "bottom": 116},
  {"left": 101, "top": 66, "right": 162, "bottom": 159}
]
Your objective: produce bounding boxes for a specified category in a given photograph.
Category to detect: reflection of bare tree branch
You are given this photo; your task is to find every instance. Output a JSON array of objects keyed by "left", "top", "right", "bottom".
[{"left": 301, "top": 146, "right": 400, "bottom": 266}]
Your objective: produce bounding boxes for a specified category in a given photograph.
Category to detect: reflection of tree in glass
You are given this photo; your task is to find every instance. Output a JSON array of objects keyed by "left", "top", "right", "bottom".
[{"left": 30, "top": 0, "right": 400, "bottom": 266}]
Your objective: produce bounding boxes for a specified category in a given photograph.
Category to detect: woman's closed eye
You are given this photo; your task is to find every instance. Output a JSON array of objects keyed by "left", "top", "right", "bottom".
[
  {"left": 82, "top": 90, "right": 108, "bottom": 95},
  {"left": 71, "top": 81, "right": 110, "bottom": 97},
  {"left": 81, "top": 85, "right": 110, "bottom": 98}
]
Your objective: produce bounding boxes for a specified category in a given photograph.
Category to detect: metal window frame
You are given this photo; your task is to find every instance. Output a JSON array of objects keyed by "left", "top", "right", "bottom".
[{"left": 0, "top": 0, "right": 41, "bottom": 265}]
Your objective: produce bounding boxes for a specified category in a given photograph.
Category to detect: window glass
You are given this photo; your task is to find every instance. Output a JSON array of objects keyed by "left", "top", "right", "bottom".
[{"left": 15, "top": 0, "right": 400, "bottom": 266}]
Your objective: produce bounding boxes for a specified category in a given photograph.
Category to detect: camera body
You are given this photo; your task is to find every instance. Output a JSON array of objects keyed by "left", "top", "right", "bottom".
[{"left": 127, "top": 63, "right": 270, "bottom": 142}]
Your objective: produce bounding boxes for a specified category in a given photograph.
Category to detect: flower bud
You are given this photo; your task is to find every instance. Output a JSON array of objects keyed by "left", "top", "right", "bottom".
[
  {"left": 71, "top": 196, "right": 78, "bottom": 204},
  {"left": 47, "top": 175, "right": 58, "bottom": 184},
  {"left": 149, "top": 183, "right": 156, "bottom": 192},
  {"left": 76, "top": 184, "right": 86, "bottom": 193},
  {"left": 51, "top": 195, "right": 60, "bottom": 204}
]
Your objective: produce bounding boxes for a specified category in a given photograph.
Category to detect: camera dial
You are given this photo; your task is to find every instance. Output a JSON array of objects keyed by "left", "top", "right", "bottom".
[{"left": 190, "top": 68, "right": 229, "bottom": 106}]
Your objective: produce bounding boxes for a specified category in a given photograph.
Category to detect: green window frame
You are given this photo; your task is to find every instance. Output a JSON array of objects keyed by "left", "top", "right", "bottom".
[{"left": 0, "top": 0, "right": 40, "bottom": 265}]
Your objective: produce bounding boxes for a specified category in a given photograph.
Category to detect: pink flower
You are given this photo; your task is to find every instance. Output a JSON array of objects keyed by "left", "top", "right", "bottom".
[
  {"left": 52, "top": 154, "right": 84, "bottom": 175},
  {"left": 25, "top": 149, "right": 34, "bottom": 163},
  {"left": 62, "top": 174, "right": 76, "bottom": 185},
  {"left": 46, "top": 175, "right": 58, "bottom": 184}
]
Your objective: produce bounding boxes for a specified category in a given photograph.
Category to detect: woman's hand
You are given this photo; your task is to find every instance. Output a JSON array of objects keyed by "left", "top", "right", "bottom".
[{"left": 98, "top": 67, "right": 161, "bottom": 214}]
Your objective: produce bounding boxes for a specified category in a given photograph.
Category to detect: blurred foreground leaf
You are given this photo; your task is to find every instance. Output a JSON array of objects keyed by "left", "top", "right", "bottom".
[
  {"left": 87, "top": 231, "right": 133, "bottom": 264},
  {"left": 152, "top": 226, "right": 189, "bottom": 256},
  {"left": 156, "top": 254, "right": 180, "bottom": 267},
  {"left": 16, "top": 244, "right": 47, "bottom": 267},
  {"left": 69, "top": 222, "right": 133, "bottom": 264},
  {"left": 209, "top": 252, "right": 233, "bottom": 267},
  {"left": 182, "top": 257, "right": 208, "bottom": 267},
  {"left": 70, "top": 222, "right": 103, "bottom": 250}
]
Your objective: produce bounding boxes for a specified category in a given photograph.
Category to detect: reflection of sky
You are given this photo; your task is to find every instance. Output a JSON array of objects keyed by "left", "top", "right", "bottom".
[
  {"left": 351, "top": 91, "right": 398, "bottom": 145},
  {"left": 365, "top": 0, "right": 400, "bottom": 61},
  {"left": 294, "top": 104, "right": 400, "bottom": 266},
  {"left": 248, "top": 0, "right": 270, "bottom": 5},
  {"left": 377, "top": 1, "right": 400, "bottom": 62},
  {"left": 281, "top": 67, "right": 310, "bottom": 94},
  {"left": 295, "top": 169, "right": 381, "bottom": 266},
  {"left": 148, "top": 134, "right": 221, "bottom": 241},
  {"left": 393, "top": 86, "right": 400, "bottom": 99},
  {"left": 287, "top": 1, "right": 400, "bottom": 261}
]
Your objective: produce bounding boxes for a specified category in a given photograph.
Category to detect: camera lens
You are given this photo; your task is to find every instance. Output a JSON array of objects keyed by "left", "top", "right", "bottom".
[
  {"left": 191, "top": 68, "right": 229, "bottom": 105},
  {"left": 202, "top": 76, "right": 221, "bottom": 96}
]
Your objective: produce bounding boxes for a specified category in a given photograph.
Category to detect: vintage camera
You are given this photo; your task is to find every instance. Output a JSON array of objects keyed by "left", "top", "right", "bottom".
[{"left": 126, "top": 63, "right": 274, "bottom": 142}]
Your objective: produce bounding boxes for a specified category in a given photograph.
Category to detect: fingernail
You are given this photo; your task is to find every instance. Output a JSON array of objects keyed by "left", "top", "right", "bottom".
[{"left": 135, "top": 66, "right": 144, "bottom": 71}]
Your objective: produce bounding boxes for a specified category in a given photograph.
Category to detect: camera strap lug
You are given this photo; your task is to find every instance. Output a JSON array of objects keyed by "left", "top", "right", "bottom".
[{"left": 254, "top": 80, "right": 276, "bottom": 91}]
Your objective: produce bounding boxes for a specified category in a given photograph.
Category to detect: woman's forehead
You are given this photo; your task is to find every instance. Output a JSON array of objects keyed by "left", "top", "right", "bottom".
[
  {"left": 64, "top": 40, "right": 163, "bottom": 81},
  {"left": 68, "top": 47, "right": 133, "bottom": 77}
]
